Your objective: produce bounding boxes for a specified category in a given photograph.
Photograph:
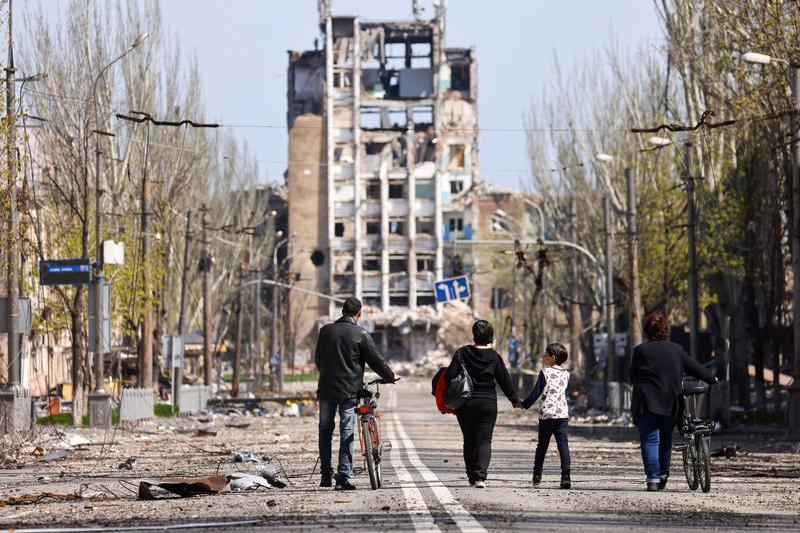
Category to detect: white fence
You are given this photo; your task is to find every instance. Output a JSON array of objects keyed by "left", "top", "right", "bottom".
[
  {"left": 179, "top": 386, "right": 210, "bottom": 415},
  {"left": 119, "top": 388, "right": 154, "bottom": 422}
]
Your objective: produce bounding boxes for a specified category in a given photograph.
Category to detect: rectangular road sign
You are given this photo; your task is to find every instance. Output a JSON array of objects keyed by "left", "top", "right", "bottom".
[
  {"left": 39, "top": 259, "right": 92, "bottom": 286},
  {"left": 434, "top": 275, "right": 471, "bottom": 303}
]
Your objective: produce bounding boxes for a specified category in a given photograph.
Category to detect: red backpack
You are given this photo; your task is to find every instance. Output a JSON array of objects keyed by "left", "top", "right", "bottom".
[{"left": 431, "top": 367, "right": 455, "bottom": 415}]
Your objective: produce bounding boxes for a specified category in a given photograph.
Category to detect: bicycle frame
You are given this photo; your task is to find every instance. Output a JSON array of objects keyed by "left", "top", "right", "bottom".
[{"left": 357, "top": 382, "right": 382, "bottom": 454}]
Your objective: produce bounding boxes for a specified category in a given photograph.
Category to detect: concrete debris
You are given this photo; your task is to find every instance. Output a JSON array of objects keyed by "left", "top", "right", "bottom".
[
  {"left": 138, "top": 476, "right": 229, "bottom": 500},
  {"left": 258, "top": 463, "right": 287, "bottom": 488},
  {"left": 232, "top": 452, "right": 258, "bottom": 463},
  {"left": 1, "top": 491, "right": 82, "bottom": 507},
  {"left": 193, "top": 428, "right": 218, "bottom": 437},
  {"left": 227, "top": 473, "right": 273, "bottom": 491},
  {"left": 118, "top": 457, "right": 137, "bottom": 470},
  {"left": 60, "top": 434, "right": 92, "bottom": 449},
  {"left": 225, "top": 420, "right": 251, "bottom": 429},
  {"left": 711, "top": 444, "right": 740, "bottom": 458},
  {"left": 273, "top": 434, "right": 290, "bottom": 443},
  {"left": 40, "top": 449, "right": 70, "bottom": 462}
]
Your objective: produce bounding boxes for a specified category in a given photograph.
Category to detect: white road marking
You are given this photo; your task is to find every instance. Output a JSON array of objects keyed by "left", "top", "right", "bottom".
[
  {"left": 385, "top": 422, "right": 441, "bottom": 532},
  {"left": 384, "top": 384, "right": 441, "bottom": 532},
  {"left": 390, "top": 391, "right": 487, "bottom": 533}
]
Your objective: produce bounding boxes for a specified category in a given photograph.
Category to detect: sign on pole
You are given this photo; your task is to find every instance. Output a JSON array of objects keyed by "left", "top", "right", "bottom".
[
  {"left": 434, "top": 275, "right": 471, "bottom": 304},
  {"left": 39, "top": 259, "right": 92, "bottom": 286}
]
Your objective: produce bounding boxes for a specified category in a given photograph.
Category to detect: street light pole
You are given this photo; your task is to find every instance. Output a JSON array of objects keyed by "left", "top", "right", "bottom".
[
  {"left": 603, "top": 195, "right": 616, "bottom": 413},
  {"left": 271, "top": 236, "right": 289, "bottom": 392},
  {"left": 684, "top": 142, "right": 699, "bottom": 359},
  {"left": 5, "top": 0, "right": 20, "bottom": 390}
]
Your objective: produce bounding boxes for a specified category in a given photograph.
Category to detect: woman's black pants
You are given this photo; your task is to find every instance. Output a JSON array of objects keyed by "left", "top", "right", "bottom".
[{"left": 456, "top": 397, "right": 497, "bottom": 483}]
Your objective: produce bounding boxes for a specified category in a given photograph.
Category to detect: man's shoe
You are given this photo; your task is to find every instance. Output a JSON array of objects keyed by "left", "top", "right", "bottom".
[
  {"left": 658, "top": 475, "right": 669, "bottom": 491},
  {"left": 532, "top": 473, "right": 542, "bottom": 486},
  {"left": 474, "top": 480, "right": 486, "bottom": 488},
  {"left": 560, "top": 474, "right": 571, "bottom": 490},
  {"left": 334, "top": 479, "right": 357, "bottom": 491},
  {"left": 320, "top": 474, "right": 332, "bottom": 488},
  {"left": 646, "top": 482, "right": 659, "bottom": 492}
]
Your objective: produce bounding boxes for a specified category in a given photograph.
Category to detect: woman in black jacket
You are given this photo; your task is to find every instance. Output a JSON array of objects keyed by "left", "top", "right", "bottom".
[
  {"left": 630, "top": 313, "right": 717, "bottom": 492},
  {"left": 445, "top": 320, "right": 521, "bottom": 488}
]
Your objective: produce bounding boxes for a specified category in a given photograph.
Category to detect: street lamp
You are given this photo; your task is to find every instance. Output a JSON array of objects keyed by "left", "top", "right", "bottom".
[
  {"left": 88, "top": 31, "right": 149, "bottom": 428},
  {"left": 743, "top": 50, "right": 800, "bottom": 437},
  {"left": 271, "top": 233, "right": 291, "bottom": 393}
]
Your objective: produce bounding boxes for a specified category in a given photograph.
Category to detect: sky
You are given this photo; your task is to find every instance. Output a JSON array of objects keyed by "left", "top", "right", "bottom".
[{"left": 23, "top": 1, "right": 663, "bottom": 191}]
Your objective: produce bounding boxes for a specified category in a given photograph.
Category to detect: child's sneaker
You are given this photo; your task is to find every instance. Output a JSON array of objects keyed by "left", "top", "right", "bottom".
[
  {"left": 532, "top": 473, "right": 542, "bottom": 486},
  {"left": 560, "top": 474, "right": 571, "bottom": 489},
  {"left": 474, "top": 480, "right": 486, "bottom": 488}
]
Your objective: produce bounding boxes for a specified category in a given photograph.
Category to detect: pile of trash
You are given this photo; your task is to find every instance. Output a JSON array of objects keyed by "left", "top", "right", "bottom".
[{"left": 137, "top": 454, "right": 288, "bottom": 500}]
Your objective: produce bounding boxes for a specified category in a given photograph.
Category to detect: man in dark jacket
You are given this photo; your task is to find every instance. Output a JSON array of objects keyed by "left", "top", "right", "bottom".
[{"left": 315, "top": 297, "right": 396, "bottom": 490}]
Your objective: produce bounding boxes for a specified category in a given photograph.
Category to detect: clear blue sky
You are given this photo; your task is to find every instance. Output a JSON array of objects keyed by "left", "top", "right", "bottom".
[{"left": 27, "top": 1, "right": 663, "bottom": 190}]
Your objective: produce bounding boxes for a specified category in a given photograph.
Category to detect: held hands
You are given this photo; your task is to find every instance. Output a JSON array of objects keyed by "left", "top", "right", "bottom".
[{"left": 512, "top": 400, "right": 524, "bottom": 409}]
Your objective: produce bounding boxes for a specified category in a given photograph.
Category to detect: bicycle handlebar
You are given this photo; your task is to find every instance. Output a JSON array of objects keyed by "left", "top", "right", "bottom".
[{"left": 366, "top": 377, "right": 401, "bottom": 386}]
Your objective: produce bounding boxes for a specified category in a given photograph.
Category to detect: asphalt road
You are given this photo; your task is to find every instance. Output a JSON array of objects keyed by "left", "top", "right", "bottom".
[{"left": 2, "top": 378, "right": 799, "bottom": 532}]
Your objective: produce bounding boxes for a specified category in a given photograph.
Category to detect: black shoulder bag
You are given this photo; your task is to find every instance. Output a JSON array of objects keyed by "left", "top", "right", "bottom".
[{"left": 444, "top": 352, "right": 473, "bottom": 410}]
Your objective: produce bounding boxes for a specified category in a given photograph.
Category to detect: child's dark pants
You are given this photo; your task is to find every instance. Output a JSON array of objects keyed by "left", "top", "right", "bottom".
[{"left": 533, "top": 418, "right": 570, "bottom": 477}]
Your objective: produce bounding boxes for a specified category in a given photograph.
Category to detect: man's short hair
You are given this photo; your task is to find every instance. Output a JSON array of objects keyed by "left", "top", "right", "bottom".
[
  {"left": 472, "top": 319, "right": 494, "bottom": 345},
  {"left": 342, "top": 297, "right": 362, "bottom": 317},
  {"left": 546, "top": 343, "right": 568, "bottom": 365}
]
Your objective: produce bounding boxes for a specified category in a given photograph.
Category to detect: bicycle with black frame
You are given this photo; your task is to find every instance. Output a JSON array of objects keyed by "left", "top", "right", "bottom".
[{"left": 676, "top": 377, "right": 715, "bottom": 492}]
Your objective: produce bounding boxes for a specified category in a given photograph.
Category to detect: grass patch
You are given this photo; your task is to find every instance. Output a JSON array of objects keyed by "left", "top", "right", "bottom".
[
  {"left": 37, "top": 409, "right": 121, "bottom": 427},
  {"left": 285, "top": 373, "right": 318, "bottom": 383},
  {"left": 154, "top": 404, "right": 178, "bottom": 418}
]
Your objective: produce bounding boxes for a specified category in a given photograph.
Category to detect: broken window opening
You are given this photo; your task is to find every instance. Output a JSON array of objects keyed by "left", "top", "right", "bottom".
[
  {"left": 417, "top": 256, "right": 435, "bottom": 272},
  {"left": 333, "top": 70, "right": 353, "bottom": 88},
  {"left": 363, "top": 258, "right": 380, "bottom": 271},
  {"left": 389, "top": 296, "right": 409, "bottom": 307},
  {"left": 417, "top": 295, "right": 436, "bottom": 307},
  {"left": 365, "top": 142, "right": 388, "bottom": 155},
  {"left": 360, "top": 107, "right": 381, "bottom": 129},
  {"left": 412, "top": 106, "right": 433, "bottom": 128},
  {"left": 389, "top": 220, "right": 405, "bottom": 236},
  {"left": 389, "top": 183, "right": 405, "bottom": 199},
  {"left": 450, "top": 180, "right": 464, "bottom": 194},
  {"left": 334, "top": 222, "right": 345, "bottom": 237},
  {"left": 446, "top": 144, "right": 467, "bottom": 170},
  {"left": 450, "top": 63, "right": 470, "bottom": 93},
  {"left": 448, "top": 218, "right": 464, "bottom": 232},
  {"left": 366, "top": 220, "right": 380, "bottom": 235},
  {"left": 366, "top": 182, "right": 381, "bottom": 200},
  {"left": 389, "top": 258, "right": 408, "bottom": 273},
  {"left": 416, "top": 218, "right": 435, "bottom": 236}
]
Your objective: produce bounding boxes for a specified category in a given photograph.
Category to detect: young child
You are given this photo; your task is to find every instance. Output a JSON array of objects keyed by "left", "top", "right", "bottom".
[{"left": 522, "top": 343, "right": 571, "bottom": 489}]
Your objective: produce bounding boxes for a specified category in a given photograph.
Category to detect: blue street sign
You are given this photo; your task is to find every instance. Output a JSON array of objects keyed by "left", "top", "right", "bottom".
[
  {"left": 434, "top": 275, "right": 471, "bottom": 304},
  {"left": 39, "top": 259, "right": 92, "bottom": 286}
]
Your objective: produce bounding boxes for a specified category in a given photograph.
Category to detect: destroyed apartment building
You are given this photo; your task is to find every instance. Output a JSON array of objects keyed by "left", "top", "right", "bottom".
[{"left": 287, "top": 6, "right": 514, "bottom": 359}]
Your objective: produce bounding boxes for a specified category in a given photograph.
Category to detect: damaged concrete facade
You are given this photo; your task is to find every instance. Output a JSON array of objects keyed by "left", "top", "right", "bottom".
[{"left": 287, "top": 6, "right": 479, "bottom": 358}]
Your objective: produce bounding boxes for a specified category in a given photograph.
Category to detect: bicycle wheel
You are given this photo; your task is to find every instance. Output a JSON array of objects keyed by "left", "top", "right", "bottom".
[
  {"left": 682, "top": 437, "right": 699, "bottom": 490},
  {"left": 362, "top": 419, "right": 380, "bottom": 490},
  {"left": 696, "top": 437, "right": 711, "bottom": 493}
]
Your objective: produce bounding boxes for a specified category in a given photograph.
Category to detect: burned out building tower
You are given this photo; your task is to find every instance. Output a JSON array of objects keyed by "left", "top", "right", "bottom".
[{"left": 287, "top": 2, "right": 478, "bottom": 357}]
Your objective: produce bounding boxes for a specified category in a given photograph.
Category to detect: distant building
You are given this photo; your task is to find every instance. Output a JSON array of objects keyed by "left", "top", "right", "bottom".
[{"left": 286, "top": 4, "right": 537, "bottom": 359}]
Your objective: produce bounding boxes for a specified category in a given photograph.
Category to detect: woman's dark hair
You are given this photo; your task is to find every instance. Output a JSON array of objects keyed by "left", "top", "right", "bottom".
[
  {"left": 472, "top": 320, "right": 494, "bottom": 345},
  {"left": 644, "top": 313, "right": 669, "bottom": 341},
  {"left": 546, "top": 343, "right": 568, "bottom": 365}
]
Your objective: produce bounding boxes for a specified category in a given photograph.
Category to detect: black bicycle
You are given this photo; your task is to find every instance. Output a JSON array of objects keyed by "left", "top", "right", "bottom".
[
  {"left": 355, "top": 378, "right": 397, "bottom": 490},
  {"left": 677, "top": 377, "right": 715, "bottom": 492}
]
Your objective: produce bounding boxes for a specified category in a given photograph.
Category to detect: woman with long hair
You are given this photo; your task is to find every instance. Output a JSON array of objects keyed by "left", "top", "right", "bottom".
[{"left": 630, "top": 313, "right": 717, "bottom": 492}]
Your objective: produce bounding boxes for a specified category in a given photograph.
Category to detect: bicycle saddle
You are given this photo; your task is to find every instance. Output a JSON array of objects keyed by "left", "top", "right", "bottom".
[{"left": 681, "top": 377, "right": 709, "bottom": 395}]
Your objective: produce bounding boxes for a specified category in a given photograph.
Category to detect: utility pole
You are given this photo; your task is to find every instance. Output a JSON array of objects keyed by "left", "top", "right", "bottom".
[
  {"left": 201, "top": 205, "right": 212, "bottom": 387},
  {"left": 787, "top": 66, "right": 800, "bottom": 438},
  {"left": 175, "top": 211, "right": 193, "bottom": 411},
  {"left": 5, "top": 0, "right": 20, "bottom": 390},
  {"left": 232, "top": 265, "right": 244, "bottom": 398},
  {"left": 569, "top": 197, "right": 583, "bottom": 377},
  {"left": 272, "top": 236, "right": 288, "bottom": 392},
  {"left": 603, "top": 195, "right": 616, "bottom": 411},
  {"left": 139, "top": 122, "right": 153, "bottom": 388},
  {"left": 626, "top": 168, "right": 642, "bottom": 374},
  {"left": 685, "top": 142, "right": 699, "bottom": 359}
]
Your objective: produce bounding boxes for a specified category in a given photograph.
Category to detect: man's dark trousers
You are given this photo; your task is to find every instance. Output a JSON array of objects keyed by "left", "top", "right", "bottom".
[{"left": 319, "top": 399, "right": 357, "bottom": 484}]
